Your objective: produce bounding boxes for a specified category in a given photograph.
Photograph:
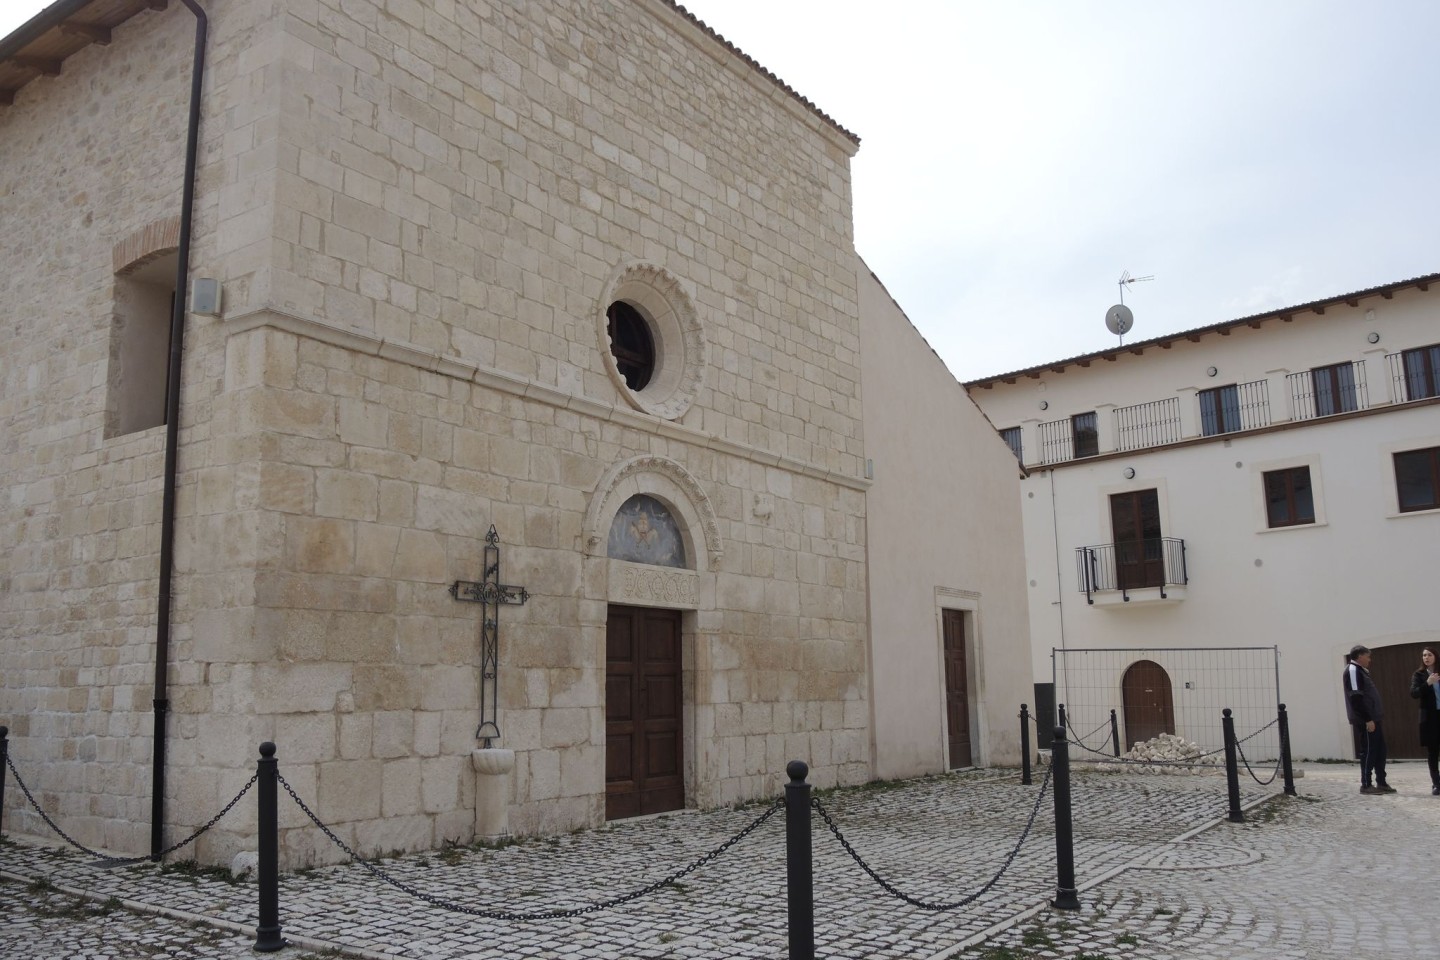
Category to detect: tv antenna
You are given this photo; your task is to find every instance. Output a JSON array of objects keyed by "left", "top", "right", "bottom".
[{"left": 1105, "top": 270, "right": 1153, "bottom": 344}]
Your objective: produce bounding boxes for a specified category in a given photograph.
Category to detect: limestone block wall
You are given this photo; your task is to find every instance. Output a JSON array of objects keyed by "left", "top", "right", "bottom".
[
  {"left": 186, "top": 0, "right": 875, "bottom": 862},
  {"left": 262, "top": 0, "right": 864, "bottom": 477},
  {"left": 1, "top": 0, "right": 874, "bottom": 866},
  {"left": 193, "top": 325, "right": 871, "bottom": 862},
  {"left": 0, "top": 1, "right": 282, "bottom": 854}
]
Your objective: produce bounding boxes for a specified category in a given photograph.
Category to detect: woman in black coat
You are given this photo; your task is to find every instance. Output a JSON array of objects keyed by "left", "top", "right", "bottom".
[{"left": 1410, "top": 647, "right": 1440, "bottom": 795}]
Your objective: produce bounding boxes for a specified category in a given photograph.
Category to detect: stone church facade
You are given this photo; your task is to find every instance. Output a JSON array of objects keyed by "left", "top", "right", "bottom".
[{"left": 0, "top": 0, "right": 1028, "bottom": 866}]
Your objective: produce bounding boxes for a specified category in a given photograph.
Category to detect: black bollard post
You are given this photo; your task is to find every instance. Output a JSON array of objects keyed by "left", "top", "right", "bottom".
[
  {"left": 785, "top": 760, "right": 814, "bottom": 960},
  {"left": 1020, "top": 705, "right": 1033, "bottom": 786},
  {"left": 0, "top": 726, "right": 8, "bottom": 838},
  {"left": 1109, "top": 709, "right": 1122, "bottom": 758},
  {"left": 1222, "top": 709, "right": 1244, "bottom": 823},
  {"left": 1050, "top": 724, "right": 1080, "bottom": 910},
  {"left": 254, "top": 742, "right": 285, "bottom": 953},
  {"left": 1277, "top": 703, "right": 1296, "bottom": 796}
]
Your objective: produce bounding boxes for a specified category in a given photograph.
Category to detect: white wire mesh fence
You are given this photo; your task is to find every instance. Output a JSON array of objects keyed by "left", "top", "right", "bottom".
[{"left": 1052, "top": 646, "right": 1282, "bottom": 762}]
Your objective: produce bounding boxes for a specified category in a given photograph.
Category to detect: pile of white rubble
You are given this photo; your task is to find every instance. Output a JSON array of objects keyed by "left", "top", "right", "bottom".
[{"left": 1117, "top": 732, "right": 1222, "bottom": 774}]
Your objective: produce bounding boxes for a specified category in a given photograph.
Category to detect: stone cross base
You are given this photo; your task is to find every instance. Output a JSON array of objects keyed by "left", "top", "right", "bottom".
[{"left": 471, "top": 748, "right": 515, "bottom": 839}]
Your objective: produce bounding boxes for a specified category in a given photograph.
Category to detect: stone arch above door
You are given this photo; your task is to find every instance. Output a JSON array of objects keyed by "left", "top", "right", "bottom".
[{"left": 584, "top": 455, "right": 723, "bottom": 571}]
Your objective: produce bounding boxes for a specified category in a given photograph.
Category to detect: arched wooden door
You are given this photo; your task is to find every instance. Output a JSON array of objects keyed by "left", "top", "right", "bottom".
[
  {"left": 1122, "top": 660, "right": 1175, "bottom": 750},
  {"left": 1368, "top": 643, "right": 1429, "bottom": 759}
]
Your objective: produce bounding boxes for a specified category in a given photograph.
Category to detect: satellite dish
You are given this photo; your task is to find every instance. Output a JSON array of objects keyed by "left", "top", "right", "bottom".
[{"left": 1105, "top": 303, "right": 1134, "bottom": 337}]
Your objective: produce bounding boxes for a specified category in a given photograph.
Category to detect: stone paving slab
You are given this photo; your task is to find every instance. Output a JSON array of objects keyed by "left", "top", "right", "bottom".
[{"left": 9, "top": 763, "right": 1418, "bottom": 960}]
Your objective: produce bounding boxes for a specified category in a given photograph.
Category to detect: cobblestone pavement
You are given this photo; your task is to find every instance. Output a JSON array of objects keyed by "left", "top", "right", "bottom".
[{"left": 1, "top": 762, "right": 1434, "bottom": 959}]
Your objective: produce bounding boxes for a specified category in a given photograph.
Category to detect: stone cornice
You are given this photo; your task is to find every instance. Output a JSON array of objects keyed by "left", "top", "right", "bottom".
[{"left": 222, "top": 307, "right": 870, "bottom": 491}]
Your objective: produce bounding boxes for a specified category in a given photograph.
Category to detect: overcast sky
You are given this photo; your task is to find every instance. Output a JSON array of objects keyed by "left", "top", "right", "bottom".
[{"left": 6, "top": 1, "right": 1438, "bottom": 380}]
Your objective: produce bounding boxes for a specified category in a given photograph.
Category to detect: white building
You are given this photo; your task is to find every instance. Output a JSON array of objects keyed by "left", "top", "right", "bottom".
[{"left": 966, "top": 274, "right": 1440, "bottom": 763}]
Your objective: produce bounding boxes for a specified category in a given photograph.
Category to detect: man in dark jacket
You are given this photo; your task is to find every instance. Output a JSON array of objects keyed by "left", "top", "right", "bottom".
[{"left": 1342, "top": 645, "right": 1393, "bottom": 794}]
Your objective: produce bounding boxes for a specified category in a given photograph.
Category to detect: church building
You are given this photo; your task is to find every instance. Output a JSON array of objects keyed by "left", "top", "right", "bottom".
[{"left": 0, "top": 0, "right": 1030, "bottom": 865}]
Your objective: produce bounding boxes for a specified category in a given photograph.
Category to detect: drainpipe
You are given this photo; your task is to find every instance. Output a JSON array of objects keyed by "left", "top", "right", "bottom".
[{"left": 153, "top": 0, "right": 208, "bottom": 862}]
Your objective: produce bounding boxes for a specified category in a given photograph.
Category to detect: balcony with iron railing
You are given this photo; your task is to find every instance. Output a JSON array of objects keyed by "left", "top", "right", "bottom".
[
  {"left": 1114, "top": 396, "right": 1181, "bottom": 451},
  {"left": 1075, "top": 538, "right": 1188, "bottom": 605},
  {"left": 1003, "top": 345, "right": 1440, "bottom": 468},
  {"left": 1387, "top": 344, "right": 1440, "bottom": 404},
  {"left": 1286, "top": 361, "right": 1368, "bottom": 422}
]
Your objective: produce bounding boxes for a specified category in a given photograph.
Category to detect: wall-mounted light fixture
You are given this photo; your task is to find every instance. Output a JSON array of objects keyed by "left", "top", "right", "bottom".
[
  {"left": 1122, "top": 467, "right": 1136, "bottom": 479},
  {"left": 1038, "top": 400, "right": 1049, "bottom": 410},
  {"left": 1367, "top": 331, "right": 1381, "bottom": 344},
  {"left": 1206, "top": 366, "right": 1218, "bottom": 378},
  {"left": 192, "top": 278, "right": 222, "bottom": 316}
]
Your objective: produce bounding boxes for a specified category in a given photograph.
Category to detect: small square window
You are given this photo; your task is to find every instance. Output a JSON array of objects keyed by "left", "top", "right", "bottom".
[
  {"left": 1394, "top": 447, "right": 1440, "bottom": 512},
  {"left": 1263, "top": 466, "right": 1315, "bottom": 527},
  {"left": 1072, "top": 412, "right": 1098, "bottom": 458}
]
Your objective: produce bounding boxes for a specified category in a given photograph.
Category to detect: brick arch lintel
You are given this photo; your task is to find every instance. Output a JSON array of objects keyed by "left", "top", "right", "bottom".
[{"left": 112, "top": 215, "right": 182, "bottom": 274}]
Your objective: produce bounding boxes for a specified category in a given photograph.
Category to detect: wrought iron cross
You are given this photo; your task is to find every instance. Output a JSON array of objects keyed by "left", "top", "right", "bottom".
[{"left": 449, "top": 525, "right": 529, "bottom": 747}]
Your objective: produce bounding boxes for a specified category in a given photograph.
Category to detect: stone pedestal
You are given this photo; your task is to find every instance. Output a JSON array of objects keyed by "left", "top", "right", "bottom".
[{"left": 471, "top": 748, "right": 515, "bottom": 840}]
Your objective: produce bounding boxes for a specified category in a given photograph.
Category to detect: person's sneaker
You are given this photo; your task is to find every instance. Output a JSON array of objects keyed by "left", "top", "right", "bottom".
[
  {"left": 1360, "top": 785, "right": 1382, "bottom": 794},
  {"left": 1376, "top": 783, "right": 1398, "bottom": 794},
  {"left": 1432, "top": 785, "right": 1439, "bottom": 796}
]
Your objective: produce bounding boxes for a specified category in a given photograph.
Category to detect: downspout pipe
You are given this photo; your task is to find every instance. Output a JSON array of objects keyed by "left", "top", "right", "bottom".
[{"left": 153, "top": 0, "right": 208, "bottom": 862}]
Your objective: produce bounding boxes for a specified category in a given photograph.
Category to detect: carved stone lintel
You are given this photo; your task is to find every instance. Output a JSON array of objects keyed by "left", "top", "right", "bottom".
[{"left": 608, "top": 560, "right": 702, "bottom": 610}]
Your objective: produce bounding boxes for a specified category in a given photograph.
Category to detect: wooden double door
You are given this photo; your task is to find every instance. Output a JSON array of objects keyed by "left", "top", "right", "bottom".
[
  {"left": 1110, "top": 489, "right": 1165, "bottom": 590},
  {"left": 1369, "top": 642, "right": 1430, "bottom": 759},
  {"left": 605, "top": 606, "right": 685, "bottom": 820}
]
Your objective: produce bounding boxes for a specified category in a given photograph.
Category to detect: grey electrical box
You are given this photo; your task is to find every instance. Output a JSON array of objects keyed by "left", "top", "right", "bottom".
[{"left": 192, "top": 277, "right": 221, "bottom": 316}]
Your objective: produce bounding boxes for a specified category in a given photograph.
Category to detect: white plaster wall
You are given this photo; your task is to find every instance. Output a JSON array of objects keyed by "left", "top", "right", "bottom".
[{"left": 859, "top": 268, "right": 1031, "bottom": 777}]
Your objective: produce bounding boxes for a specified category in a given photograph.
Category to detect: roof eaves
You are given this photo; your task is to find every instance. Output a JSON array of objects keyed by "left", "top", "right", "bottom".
[{"left": 963, "top": 271, "right": 1440, "bottom": 388}]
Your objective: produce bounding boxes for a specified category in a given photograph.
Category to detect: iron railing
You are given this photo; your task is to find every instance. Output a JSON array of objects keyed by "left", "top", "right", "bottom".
[
  {"left": 1286, "top": 361, "right": 1368, "bottom": 421},
  {"left": 1113, "top": 397, "right": 1181, "bottom": 451},
  {"left": 1075, "top": 537, "right": 1187, "bottom": 604},
  {"left": 1037, "top": 417, "right": 1074, "bottom": 464},
  {"left": 1386, "top": 345, "right": 1440, "bottom": 404}
]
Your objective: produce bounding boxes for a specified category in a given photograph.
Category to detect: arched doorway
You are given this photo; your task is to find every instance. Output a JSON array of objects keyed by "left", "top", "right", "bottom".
[
  {"left": 604, "top": 495, "right": 688, "bottom": 819},
  {"left": 1122, "top": 660, "right": 1176, "bottom": 750},
  {"left": 584, "top": 457, "right": 722, "bottom": 822}
]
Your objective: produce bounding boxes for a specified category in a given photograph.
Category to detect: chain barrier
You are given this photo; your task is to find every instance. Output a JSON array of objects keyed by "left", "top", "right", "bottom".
[
  {"left": 809, "top": 763, "right": 1053, "bottom": 911},
  {"left": 2, "top": 753, "right": 256, "bottom": 865},
  {"left": 1234, "top": 736, "right": 1281, "bottom": 786},
  {"left": 1070, "top": 715, "right": 1112, "bottom": 745},
  {"left": 1061, "top": 716, "right": 1280, "bottom": 770},
  {"left": 276, "top": 772, "right": 780, "bottom": 921}
]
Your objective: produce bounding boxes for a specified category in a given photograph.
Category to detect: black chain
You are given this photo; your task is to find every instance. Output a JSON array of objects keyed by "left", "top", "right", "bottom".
[
  {"left": 1070, "top": 715, "right": 1112, "bottom": 745},
  {"left": 277, "top": 772, "right": 781, "bottom": 920},
  {"left": 3, "top": 753, "right": 256, "bottom": 864},
  {"left": 1064, "top": 731, "right": 1220, "bottom": 767},
  {"left": 1234, "top": 736, "right": 1281, "bottom": 786},
  {"left": 1063, "top": 716, "right": 1278, "bottom": 769},
  {"left": 810, "top": 763, "right": 1053, "bottom": 911}
]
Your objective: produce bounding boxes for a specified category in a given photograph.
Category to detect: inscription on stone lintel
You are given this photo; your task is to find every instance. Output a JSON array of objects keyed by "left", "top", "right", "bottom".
[{"left": 616, "top": 565, "right": 699, "bottom": 607}]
